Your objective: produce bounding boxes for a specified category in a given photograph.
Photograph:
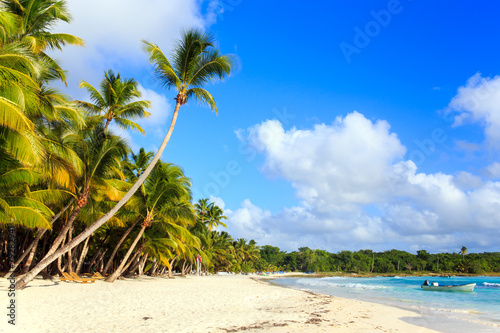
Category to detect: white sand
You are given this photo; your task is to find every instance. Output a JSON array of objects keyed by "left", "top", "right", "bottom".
[{"left": 0, "top": 274, "right": 438, "bottom": 333}]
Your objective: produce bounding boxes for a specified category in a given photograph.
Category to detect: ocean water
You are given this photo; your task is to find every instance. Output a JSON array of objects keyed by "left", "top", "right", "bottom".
[{"left": 273, "top": 275, "right": 500, "bottom": 332}]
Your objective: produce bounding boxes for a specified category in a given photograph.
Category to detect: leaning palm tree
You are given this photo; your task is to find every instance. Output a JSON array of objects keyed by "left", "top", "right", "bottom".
[
  {"left": 16, "top": 29, "right": 233, "bottom": 289},
  {"left": 77, "top": 70, "right": 151, "bottom": 134}
]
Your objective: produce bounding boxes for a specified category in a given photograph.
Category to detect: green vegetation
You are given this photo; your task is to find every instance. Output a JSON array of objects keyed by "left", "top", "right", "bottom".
[
  {"left": 0, "top": 1, "right": 248, "bottom": 289},
  {"left": 256, "top": 246, "right": 500, "bottom": 275}
]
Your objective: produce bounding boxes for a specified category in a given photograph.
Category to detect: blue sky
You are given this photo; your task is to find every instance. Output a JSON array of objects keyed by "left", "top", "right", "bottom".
[{"left": 54, "top": 0, "right": 500, "bottom": 254}]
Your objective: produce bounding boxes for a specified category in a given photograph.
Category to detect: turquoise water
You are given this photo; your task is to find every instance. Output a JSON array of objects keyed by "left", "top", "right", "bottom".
[{"left": 274, "top": 276, "right": 500, "bottom": 332}]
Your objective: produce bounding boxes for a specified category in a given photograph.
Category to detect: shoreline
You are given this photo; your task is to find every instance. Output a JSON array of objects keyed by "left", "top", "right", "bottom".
[
  {"left": 0, "top": 274, "right": 440, "bottom": 333},
  {"left": 269, "top": 274, "right": 500, "bottom": 333}
]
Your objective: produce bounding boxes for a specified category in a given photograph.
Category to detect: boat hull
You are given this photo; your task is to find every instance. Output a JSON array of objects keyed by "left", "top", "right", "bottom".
[{"left": 421, "top": 283, "right": 476, "bottom": 292}]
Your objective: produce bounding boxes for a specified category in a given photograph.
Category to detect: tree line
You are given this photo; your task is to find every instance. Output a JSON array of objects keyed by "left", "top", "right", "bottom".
[{"left": 257, "top": 246, "right": 500, "bottom": 274}]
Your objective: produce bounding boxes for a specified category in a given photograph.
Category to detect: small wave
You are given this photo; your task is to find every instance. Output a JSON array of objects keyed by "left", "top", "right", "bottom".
[
  {"left": 296, "top": 279, "right": 385, "bottom": 290},
  {"left": 483, "top": 282, "right": 500, "bottom": 288},
  {"left": 411, "top": 306, "right": 479, "bottom": 315}
]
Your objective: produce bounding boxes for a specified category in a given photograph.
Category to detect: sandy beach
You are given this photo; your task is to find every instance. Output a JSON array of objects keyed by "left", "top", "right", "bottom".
[{"left": 1, "top": 274, "right": 438, "bottom": 333}]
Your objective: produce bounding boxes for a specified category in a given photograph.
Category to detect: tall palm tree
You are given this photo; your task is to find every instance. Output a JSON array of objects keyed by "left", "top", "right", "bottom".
[
  {"left": 16, "top": 29, "right": 233, "bottom": 289},
  {"left": 77, "top": 70, "right": 151, "bottom": 134}
]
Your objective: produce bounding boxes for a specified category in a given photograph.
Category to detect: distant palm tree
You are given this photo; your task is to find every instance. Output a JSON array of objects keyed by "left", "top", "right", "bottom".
[
  {"left": 77, "top": 70, "right": 151, "bottom": 134},
  {"left": 195, "top": 199, "right": 227, "bottom": 231},
  {"left": 460, "top": 246, "right": 468, "bottom": 261},
  {"left": 16, "top": 28, "right": 233, "bottom": 289}
]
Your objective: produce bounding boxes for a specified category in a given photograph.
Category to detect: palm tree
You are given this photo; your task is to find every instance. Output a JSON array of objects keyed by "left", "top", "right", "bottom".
[
  {"left": 194, "top": 199, "right": 227, "bottom": 231},
  {"left": 105, "top": 161, "right": 195, "bottom": 282},
  {"left": 77, "top": 70, "right": 151, "bottom": 134},
  {"left": 16, "top": 29, "right": 233, "bottom": 289},
  {"left": 0, "top": 0, "right": 84, "bottom": 166},
  {"left": 460, "top": 246, "right": 468, "bottom": 261},
  {"left": 123, "top": 148, "right": 154, "bottom": 179},
  {"left": 39, "top": 125, "right": 128, "bottom": 263},
  {"left": 0, "top": 0, "right": 84, "bottom": 84}
]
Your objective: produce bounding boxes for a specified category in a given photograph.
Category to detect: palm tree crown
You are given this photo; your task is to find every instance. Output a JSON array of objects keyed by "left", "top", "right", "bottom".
[
  {"left": 143, "top": 29, "right": 233, "bottom": 112},
  {"left": 77, "top": 70, "right": 151, "bottom": 134}
]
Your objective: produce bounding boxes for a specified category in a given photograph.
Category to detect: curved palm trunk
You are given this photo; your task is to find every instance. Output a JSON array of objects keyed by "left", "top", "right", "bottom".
[
  {"left": 16, "top": 103, "right": 181, "bottom": 289},
  {"left": 168, "top": 256, "right": 177, "bottom": 278},
  {"left": 67, "top": 226, "right": 74, "bottom": 273},
  {"left": 122, "top": 243, "right": 144, "bottom": 275},
  {"left": 103, "top": 217, "right": 141, "bottom": 275},
  {"left": 75, "top": 236, "right": 90, "bottom": 274},
  {"left": 103, "top": 117, "right": 112, "bottom": 133},
  {"left": 41, "top": 204, "right": 82, "bottom": 263},
  {"left": 137, "top": 253, "right": 149, "bottom": 276},
  {"left": 181, "top": 260, "right": 188, "bottom": 277},
  {"left": 105, "top": 223, "right": 147, "bottom": 283}
]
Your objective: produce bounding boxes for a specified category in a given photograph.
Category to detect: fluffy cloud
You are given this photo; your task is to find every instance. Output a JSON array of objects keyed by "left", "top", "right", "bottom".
[
  {"left": 445, "top": 73, "right": 500, "bottom": 144},
  {"left": 225, "top": 113, "right": 500, "bottom": 253},
  {"left": 51, "top": 0, "right": 214, "bottom": 95},
  {"left": 245, "top": 112, "right": 406, "bottom": 211}
]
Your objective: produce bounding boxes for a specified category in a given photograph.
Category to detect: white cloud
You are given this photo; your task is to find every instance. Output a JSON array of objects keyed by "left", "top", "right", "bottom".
[
  {"left": 244, "top": 112, "right": 406, "bottom": 211},
  {"left": 226, "top": 113, "right": 500, "bottom": 253},
  {"left": 208, "top": 195, "right": 226, "bottom": 210},
  {"left": 445, "top": 73, "right": 500, "bottom": 144},
  {"left": 50, "top": 0, "right": 213, "bottom": 96}
]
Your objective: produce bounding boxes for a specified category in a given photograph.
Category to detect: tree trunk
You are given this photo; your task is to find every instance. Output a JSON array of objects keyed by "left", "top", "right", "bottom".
[
  {"left": 75, "top": 236, "right": 90, "bottom": 274},
  {"left": 181, "top": 261, "right": 187, "bottom": 277},
  {"left": 67, "top": 226, "right": 74, "bottom": 273},
  {"left": 102, "top": 217, "right": 141, "bottom": 274},
  {"left": 103, "top": 117, "right": 112, "bottom": 133},
  {"left": 105, "top": 223, "right": 147, "bottom": 283},
  {"left": 88, "top": 249, "right": 102, "bottom": 271},
  {"left": 41, "top": 204, "right": 82, "bottom": 264},
  {"left": 22, "top": 229, "right": 45, "bottom": 273},
  {"left": 16, "top": 103, "right": 182, "bottom": 289},
  {"left": 137, "top": 253, "right": 148, "bottom": 276},
  {"left": 20, "top": 230, "right": 31, "bottom": 255},
  {"left": 4, "top": 228, "right": 44, "bottom": 278},
  {"left": 122, "top": 244, "right": 144, "bottom": 275},
  {"left": 56, "top": 233, "right": 68, "bottom": 274},
  {"left": 168, "top": 256, "right": 177, "bottom": 278},
  {"left": 98, "top": 251, "right": 106, "bottom": 271},
  {"left": 91, "top": 249, "right": 107, "bottom": 272},
  {"left": 148, "top": 258, "right": 157, "bottom": 276}
]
